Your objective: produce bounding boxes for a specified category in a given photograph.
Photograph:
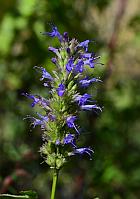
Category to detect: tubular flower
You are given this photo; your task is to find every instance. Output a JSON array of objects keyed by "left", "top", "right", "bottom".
[
  {"left": 80, "top": 53, "right": 93, "bottom": 59},
  {"left": 22, "top": 93, "right": 50, "bottom": 108},
  {"left": 63, "top": 32, "right": 69, "bottom": 42},
  {"left": 34, "top": 66, "right": 53, "bottom": 81},
  {"left": 22, "top": 93, "right": 40, "bottom": 107},
  {"left": 78, "top": 40, "right": 90, "bottom": 52},
  {"left": 24, "top": 113, "right": 48, "bottom": 129},
  {"left": 51, "top": 57, "right": 57, "bottom": 64},
  {"left": 23, "top": 25, "right": 102, "bottom": 170},
  {"left": 64, "top": 134, "right": 76, "bottom": 148},
  {"left": 66, "top": 116, "right": 80, "bottom": 134},
  {"left": 79, "top": 77, "right": 102, "bottom": 87},
  {"left": 84, "top": 58, "right": 95, "bottom": 68},
  {"left": 74, "top": 147, "right": 94, "bottom": 157},
  {"left": 31, "top": 118, "right": 45, "bottom": 128},
  {"left": 48, "top": 47, "right": 61, "bottom": 58},
  {"left": 42, "top": 25, "right": 63, "bottom": 42},
  {"left": 66, "top": 58, "right": 74, "bottom": 73},
  {"left": 75, "top": 93, "right": 92, "bottom": 106},
  {"left": 75, "top": 60, "right": 84, "bottom": 73},
  {"left": 57, "top": 83, "right": 65, "bottom": 97},
  {"left": 81, "top": 104, "right": 102, "bottom": 112}
]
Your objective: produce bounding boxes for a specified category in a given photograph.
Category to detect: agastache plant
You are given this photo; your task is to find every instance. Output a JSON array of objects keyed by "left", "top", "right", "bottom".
[{"left": 23, "top": 25, "right": 102, "bottom": 199}]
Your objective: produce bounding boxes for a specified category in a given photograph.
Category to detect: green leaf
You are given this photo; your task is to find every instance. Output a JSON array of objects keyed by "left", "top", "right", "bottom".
[
  {"left": 0, "top": 190, "right": 38, "bottom": 199},
  {"left": 0, "top": 194, "right": 28, "bottom": 199},
  {"left": 20, "top": 191, "right": 38, "bottom": 199}
]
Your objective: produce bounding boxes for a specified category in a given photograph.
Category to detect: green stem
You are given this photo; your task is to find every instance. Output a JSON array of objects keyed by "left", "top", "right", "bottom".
[{"left": 51, "top": 169, "right": 58, "bottom": 199}]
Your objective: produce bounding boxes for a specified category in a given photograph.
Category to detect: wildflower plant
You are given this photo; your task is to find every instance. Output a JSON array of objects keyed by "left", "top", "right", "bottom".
[{"left": 23, "top": 25, "right": 102, "bottom": 199}]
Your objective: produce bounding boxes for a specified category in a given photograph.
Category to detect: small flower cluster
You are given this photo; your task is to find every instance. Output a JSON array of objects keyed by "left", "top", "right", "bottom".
[{"left": 23, "top": 25, "right": 102, "bottom": 169}]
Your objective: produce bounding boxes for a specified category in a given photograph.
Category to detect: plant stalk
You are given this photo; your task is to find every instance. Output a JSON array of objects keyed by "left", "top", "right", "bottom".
[{"left": 51, "top": 169, "right": 58, "bottom": 199}]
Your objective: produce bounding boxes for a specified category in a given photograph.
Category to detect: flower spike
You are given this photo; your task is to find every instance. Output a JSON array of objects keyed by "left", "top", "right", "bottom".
[{"left": 23, "top": 24, "right": 103, "bottom": 170}]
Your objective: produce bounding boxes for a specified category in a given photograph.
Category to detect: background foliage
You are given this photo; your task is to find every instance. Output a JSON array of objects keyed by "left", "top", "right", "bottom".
[{"left": 0, "top": 0, "right": 140, "bottom": 198}]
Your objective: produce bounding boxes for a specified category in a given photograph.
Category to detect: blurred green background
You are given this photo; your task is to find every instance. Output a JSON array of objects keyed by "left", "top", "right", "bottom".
[{"left": 0, "top": 0, "right": 140, "bottom": 198}]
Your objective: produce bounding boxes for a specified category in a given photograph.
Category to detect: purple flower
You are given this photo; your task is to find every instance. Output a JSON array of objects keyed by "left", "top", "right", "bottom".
[
  {"left": 75, "top": 60, "right": 84, "bottom": 73},
  {"left": 80, "top": 53, "right": 93, "bottom": 59},
  {"left": 78, "top": 40, "right": 90, "bottom": 52},
  {"left": 32, "top": 118, "right": 44, "bottom": 128},
  {"left": 66, "top": 116, "right": 80, "bottom": 134},
  {"left": 81, "top": 104, "right": 102, "bottom": 112},
  {"left": 51, "top": 57, "right": 57, "bottom": 64},
  {"left": 74, "top": 147, "right": 94, "bottom": 157},
  {"left": 25, "top": 113, "right": 48, "bottom": 129},
  {"left": 66, "top": 58, "right": 74, "bottom": 73},
  {"left": 56, "top": 140, "right": 60, "bottom": 145},
  {"left": 84, "top": 58, "right": 95, "bottom": 68},
  {"left": 57, "top": 84, "right": 65, "bottom": 97},
  {"left": 66, "top": 116, "right": 76, "bottom": 128},
  {"left": 43, "top": 82, "right": 49, "bottom": 87},
  {"left": 79, "top": 77, "right": 102, "bottom": 87},
  {"left": 75, "top": 93, "right": 91, "bottom": 106},
  {"left": 36, "top": 97, "right": 50, "bottom": 109},
  {"left": 36, "top": 112, "right": 48, "bottom": 122},
  {"left": 64, "top": 134, "right": 76, "bottom": 148},
  {"left": 66, "top": 48, "right": 70, "bottom": 54},
  {"left": 63, "top": 32, "right": 69, "bottom": 42},
  {"left": 22, "top": 93, "right": 40, "bottom": 107},
  {"left": 22, "top": 93, "right": 49, "bottom": 108},
  {"left": 48, "top": 113, "right": 56, "bottom": 121},
  {"left": 42, "top": 25, "right": 63, "bottom": 42},
  {"left": 81, "top": 53, "right": 100, "bottom": 60},
  {"left": 34, "top": 66, "right": 53, "bottom": 81},
  {"left": 48, "top": 47, "right": 61, "bottom": 58}
]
